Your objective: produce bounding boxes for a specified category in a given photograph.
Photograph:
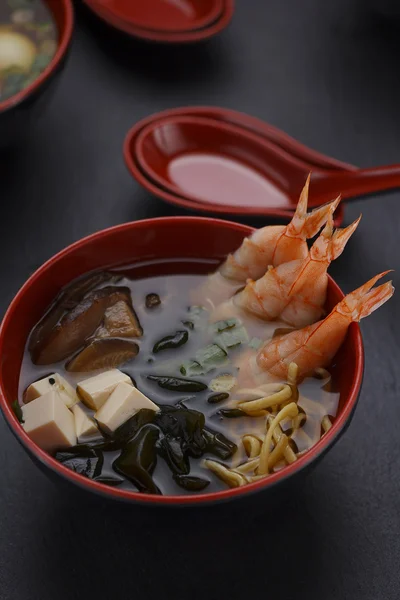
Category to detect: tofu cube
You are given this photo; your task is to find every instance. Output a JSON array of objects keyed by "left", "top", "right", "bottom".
[
  {"left": 77, "top": 369, "right": 133, "bottom": 410},
  {"left": 22, "top": 390, "right": 76, "bottom": 452},
  {"left": 24, "top": 373, "right": 78, "bottom": 408},
  {"left": 72, "top": 404, "right": 99, "bottom": 441},
  {"left": 95, "top": 382, "right": 159, "bottom": 434}
]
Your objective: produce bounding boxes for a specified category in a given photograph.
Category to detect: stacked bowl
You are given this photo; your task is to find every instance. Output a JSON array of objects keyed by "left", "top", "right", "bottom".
[{"left": 83, "top": 0, "right": 235, "bottom": 43}]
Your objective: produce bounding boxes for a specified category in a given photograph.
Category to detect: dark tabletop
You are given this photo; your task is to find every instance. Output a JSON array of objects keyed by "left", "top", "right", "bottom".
[{"left": 1, "top": 1, "right": 400, "bottom": 598}]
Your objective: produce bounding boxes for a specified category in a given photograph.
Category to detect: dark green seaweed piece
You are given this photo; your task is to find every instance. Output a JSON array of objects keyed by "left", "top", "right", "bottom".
[
  {"left": 203, "top": 428, "right": 237, "bottom": 460},
  {"left": 11, "top": 400, "right": 24, "bottom": 423},
  {"left": 146, "top": 293, "right": 161, "bottom": 309},
  {"left": 113, "top": 408, "right": 157, "bottom": 444},
  {"left": 181, "top": 320, "right": 194, "bottom": 330},
  {"left": 147, "top": 375, "right": 207, "bottom": 393},
  {"left": 173, "top": 474, "right": 210, "bottom": 492},
  {"left": 158, "top": 436, "right": 190, "bottom": 476},
  {"left": 155, "top": 405, "right": 206, "bottom": 457},
  {"left": 218, "top": 408, "right": 246, "bottom": 419},
  {"left": 207, "top": 392, "right": 230, "bottom": 404},
  {"left": 153, "top": 330, "right": 189, "bottom": 354},
  {"left": 94, "top": 476, "right": 124, "bottom": 487},
  {"left": 56, "top": 447, "right": 103, "bottom": 479},
  {"left": 113, "top": 425, "right": 160, "bottom": 494}
]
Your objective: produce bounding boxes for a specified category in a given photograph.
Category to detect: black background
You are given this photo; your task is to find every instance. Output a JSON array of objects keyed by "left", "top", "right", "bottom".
[{"left": 1, "top": 1, "right": 399, "bottom": 598}]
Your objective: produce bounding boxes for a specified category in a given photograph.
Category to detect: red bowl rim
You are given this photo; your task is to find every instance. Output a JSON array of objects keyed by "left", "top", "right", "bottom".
[
  {"left": 135, "top": 113, "right": 322, "bottom": 206},
  {"left": 83, "top": 0, "right": 234, "bottom": 43},
  {"left": 85, "top": 0, "right": 224, "bottom": 33},
  {"left": 124, "top": 119, "right": 345, "bottom": 225},
  {"left": 0, "top": 0, "right": 74, "bottom": 114},
  {"left": 0, "top": 216, "right": 364, "bottom": 506}
]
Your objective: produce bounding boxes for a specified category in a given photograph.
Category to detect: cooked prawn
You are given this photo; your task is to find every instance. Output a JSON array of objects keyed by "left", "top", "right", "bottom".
[
  {"left": 256, "top": 272, "right": 394, "bottom": 379},
  {"left": 280, "top": 214, "right": 361, "bottom": 327},
  {"left": 219, "top": 176, "right": 341, "bottom": 282},
  {"left": 230, "top": 214, "right": 360, "bottom": 325}
]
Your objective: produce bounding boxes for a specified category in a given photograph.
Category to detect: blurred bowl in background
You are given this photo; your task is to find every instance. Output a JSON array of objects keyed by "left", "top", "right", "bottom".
[{"left": 0, "top": 0, "right": 74, "bottom": 149}]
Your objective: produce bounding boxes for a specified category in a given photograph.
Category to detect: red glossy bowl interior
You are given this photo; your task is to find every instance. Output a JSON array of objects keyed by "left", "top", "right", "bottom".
[
  {"left": 89, "top": 0, "right": 223, "bottom": 32},
  {"left": 84, "top": 0, "right": 234, "bottom": 43},
  {"left": 0, "top": 217, "right": 363, "bottom": 506},
  {"left": 0, "top": 0, "right": 74, "bottom": 114},
  {"left": 124, "top": 107, "right": 347, "bottom": 225},
  {"left": 136, "top": 116, "right": 323, "bottom": 211}
]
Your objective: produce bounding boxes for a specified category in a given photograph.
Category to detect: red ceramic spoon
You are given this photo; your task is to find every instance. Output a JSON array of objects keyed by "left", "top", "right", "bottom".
[
  {"left": 123, "top": 107, "right": 348, "bottom": 224},
  {"left": 125, "top": 130, "right": 344, "bottom": 225},
  {"left": 136, "top": 116, "right": 400, "bottom": 210},
  {"left": 127, "top": 106, "right": 356, "bottom": 173},
  {"left": 87, "top": 0, "right": 223, "bottom": 32}
]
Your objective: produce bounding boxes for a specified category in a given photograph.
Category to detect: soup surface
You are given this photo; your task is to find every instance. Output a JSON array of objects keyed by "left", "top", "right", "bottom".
[
  {"left": 0, "top": 0, "right": 58, "bottom": 103},
  {"left": 17, "top": 260, "right": 340, "bottom": 496}
]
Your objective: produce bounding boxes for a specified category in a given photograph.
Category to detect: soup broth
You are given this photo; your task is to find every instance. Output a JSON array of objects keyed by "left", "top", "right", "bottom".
[
  {"left": 18, "top": 260, "right": 340, "bottom": 496},
  {"left": 0, "top": 0, "right": 58, "bottom": 103}
]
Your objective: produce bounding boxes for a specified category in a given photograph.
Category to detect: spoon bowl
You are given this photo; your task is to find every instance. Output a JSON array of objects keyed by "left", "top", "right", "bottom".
[
  {"left": 136, "top": 116, "right": 314, "bottom": 211},
  {"left": 124, "top": 106, "right": 353, "bottom": 224},
  {"left": 136, "top": 115, "right": 400, "bottom": 211}
]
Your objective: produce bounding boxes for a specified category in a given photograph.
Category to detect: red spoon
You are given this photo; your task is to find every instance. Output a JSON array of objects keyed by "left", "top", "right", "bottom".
[
  {"left": 135, "top": 115, "right": 400, "bottom": 210},
  {"left": 123, "top": 107, "right": 351, "bottom": 224},
  {"left": 86, "top": 0, "right": 223, "bottom": 32}
]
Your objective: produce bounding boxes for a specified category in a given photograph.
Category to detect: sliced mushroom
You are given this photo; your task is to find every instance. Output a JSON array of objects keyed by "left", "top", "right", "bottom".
[
  {"left": 66, "top": 338, "right": 139, "bottom": 372},
  {"left": 32, "top": 286, "right": 132, "bottom": 365},
  {"left": 29, "top": 271, "right": 118, "bottom": 357},
  {"left": 96, "top": 300, "right": 142, "bottom": 339}
]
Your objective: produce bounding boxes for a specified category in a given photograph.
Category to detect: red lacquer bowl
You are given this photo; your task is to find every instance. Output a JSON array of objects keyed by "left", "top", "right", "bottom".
[
  {"left": 0, "top": 0, "right": 74, "bottom": 146},
  {"left": 0, "top": 217, "right": 364, "bottom": 507},
  {"left": 87, "top": 0, "right": 223, "bottom": 32},
  {"left": 84, "top": 0, "right": 234, "bottom": 43}
]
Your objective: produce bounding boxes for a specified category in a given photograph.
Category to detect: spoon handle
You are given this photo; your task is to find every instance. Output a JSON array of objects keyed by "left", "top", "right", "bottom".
[{"left": 311, "top": 165, "right": 400, "bottom": 204}]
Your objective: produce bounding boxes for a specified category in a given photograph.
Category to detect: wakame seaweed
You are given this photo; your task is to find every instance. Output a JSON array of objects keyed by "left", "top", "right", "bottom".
[
  {"left": 147, "top": 375, "right": 207, "bottom": 392},
  {"left": 113, "top": 424, "right": 160, "bottom": 494},
  {"left": 207, "top": 392, "right": 230, "bottom": 404},
  {"left": 202, "top": 428, "right": 237, "bottom": 460},
  {"left": 173, "top": 474, "right": 210, "bottom": 491},
  {"left": 56, "top": 447, "right": 103, "bottom": 479},
  {"left": 218, "top": 408, "right": 246, "bottom": 418},
  {"left": 11, "top": 399, "right": 24, "bottom": 423},
  {"left": 153, "top": 330, "right": 189, "bottom": 354}
]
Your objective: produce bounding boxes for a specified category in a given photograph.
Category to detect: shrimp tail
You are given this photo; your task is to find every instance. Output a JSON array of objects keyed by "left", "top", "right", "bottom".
[
  {"left": 291, "top": 173, "right": 310, "bottom": 223},
  {"left": 330, "top": 215, "right": 362, "bottom": 260},
  {"left": 338, "top": 270, "right": 394, "bottom": 321},
  {"left": 302, "top": 195, "right": 341, "bottom": 238}
]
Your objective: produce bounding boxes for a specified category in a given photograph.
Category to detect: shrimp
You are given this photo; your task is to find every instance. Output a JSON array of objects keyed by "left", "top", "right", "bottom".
[
  {"left": 192, "top": 177, "right": 340, "bottom": 307},
  {"left": 280, "top": 214, "right": 361, "bottom": 327},
  {"left": 219, "top": 175, "right": 341, "bottom": 282},
  {"left": 256, "top": 272, "right": 394, "bottom": 379},
  {"left": 230, "top": 214, "right": 360, "bottom": 325}
]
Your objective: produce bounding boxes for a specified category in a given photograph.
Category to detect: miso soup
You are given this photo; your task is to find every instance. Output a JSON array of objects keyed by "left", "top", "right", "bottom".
[
  {"left": 17, "top": 260, "right": 340, "bottom": 496},
  {"left": 0, "top": 0, "right": 58, "bottom": 102}
]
